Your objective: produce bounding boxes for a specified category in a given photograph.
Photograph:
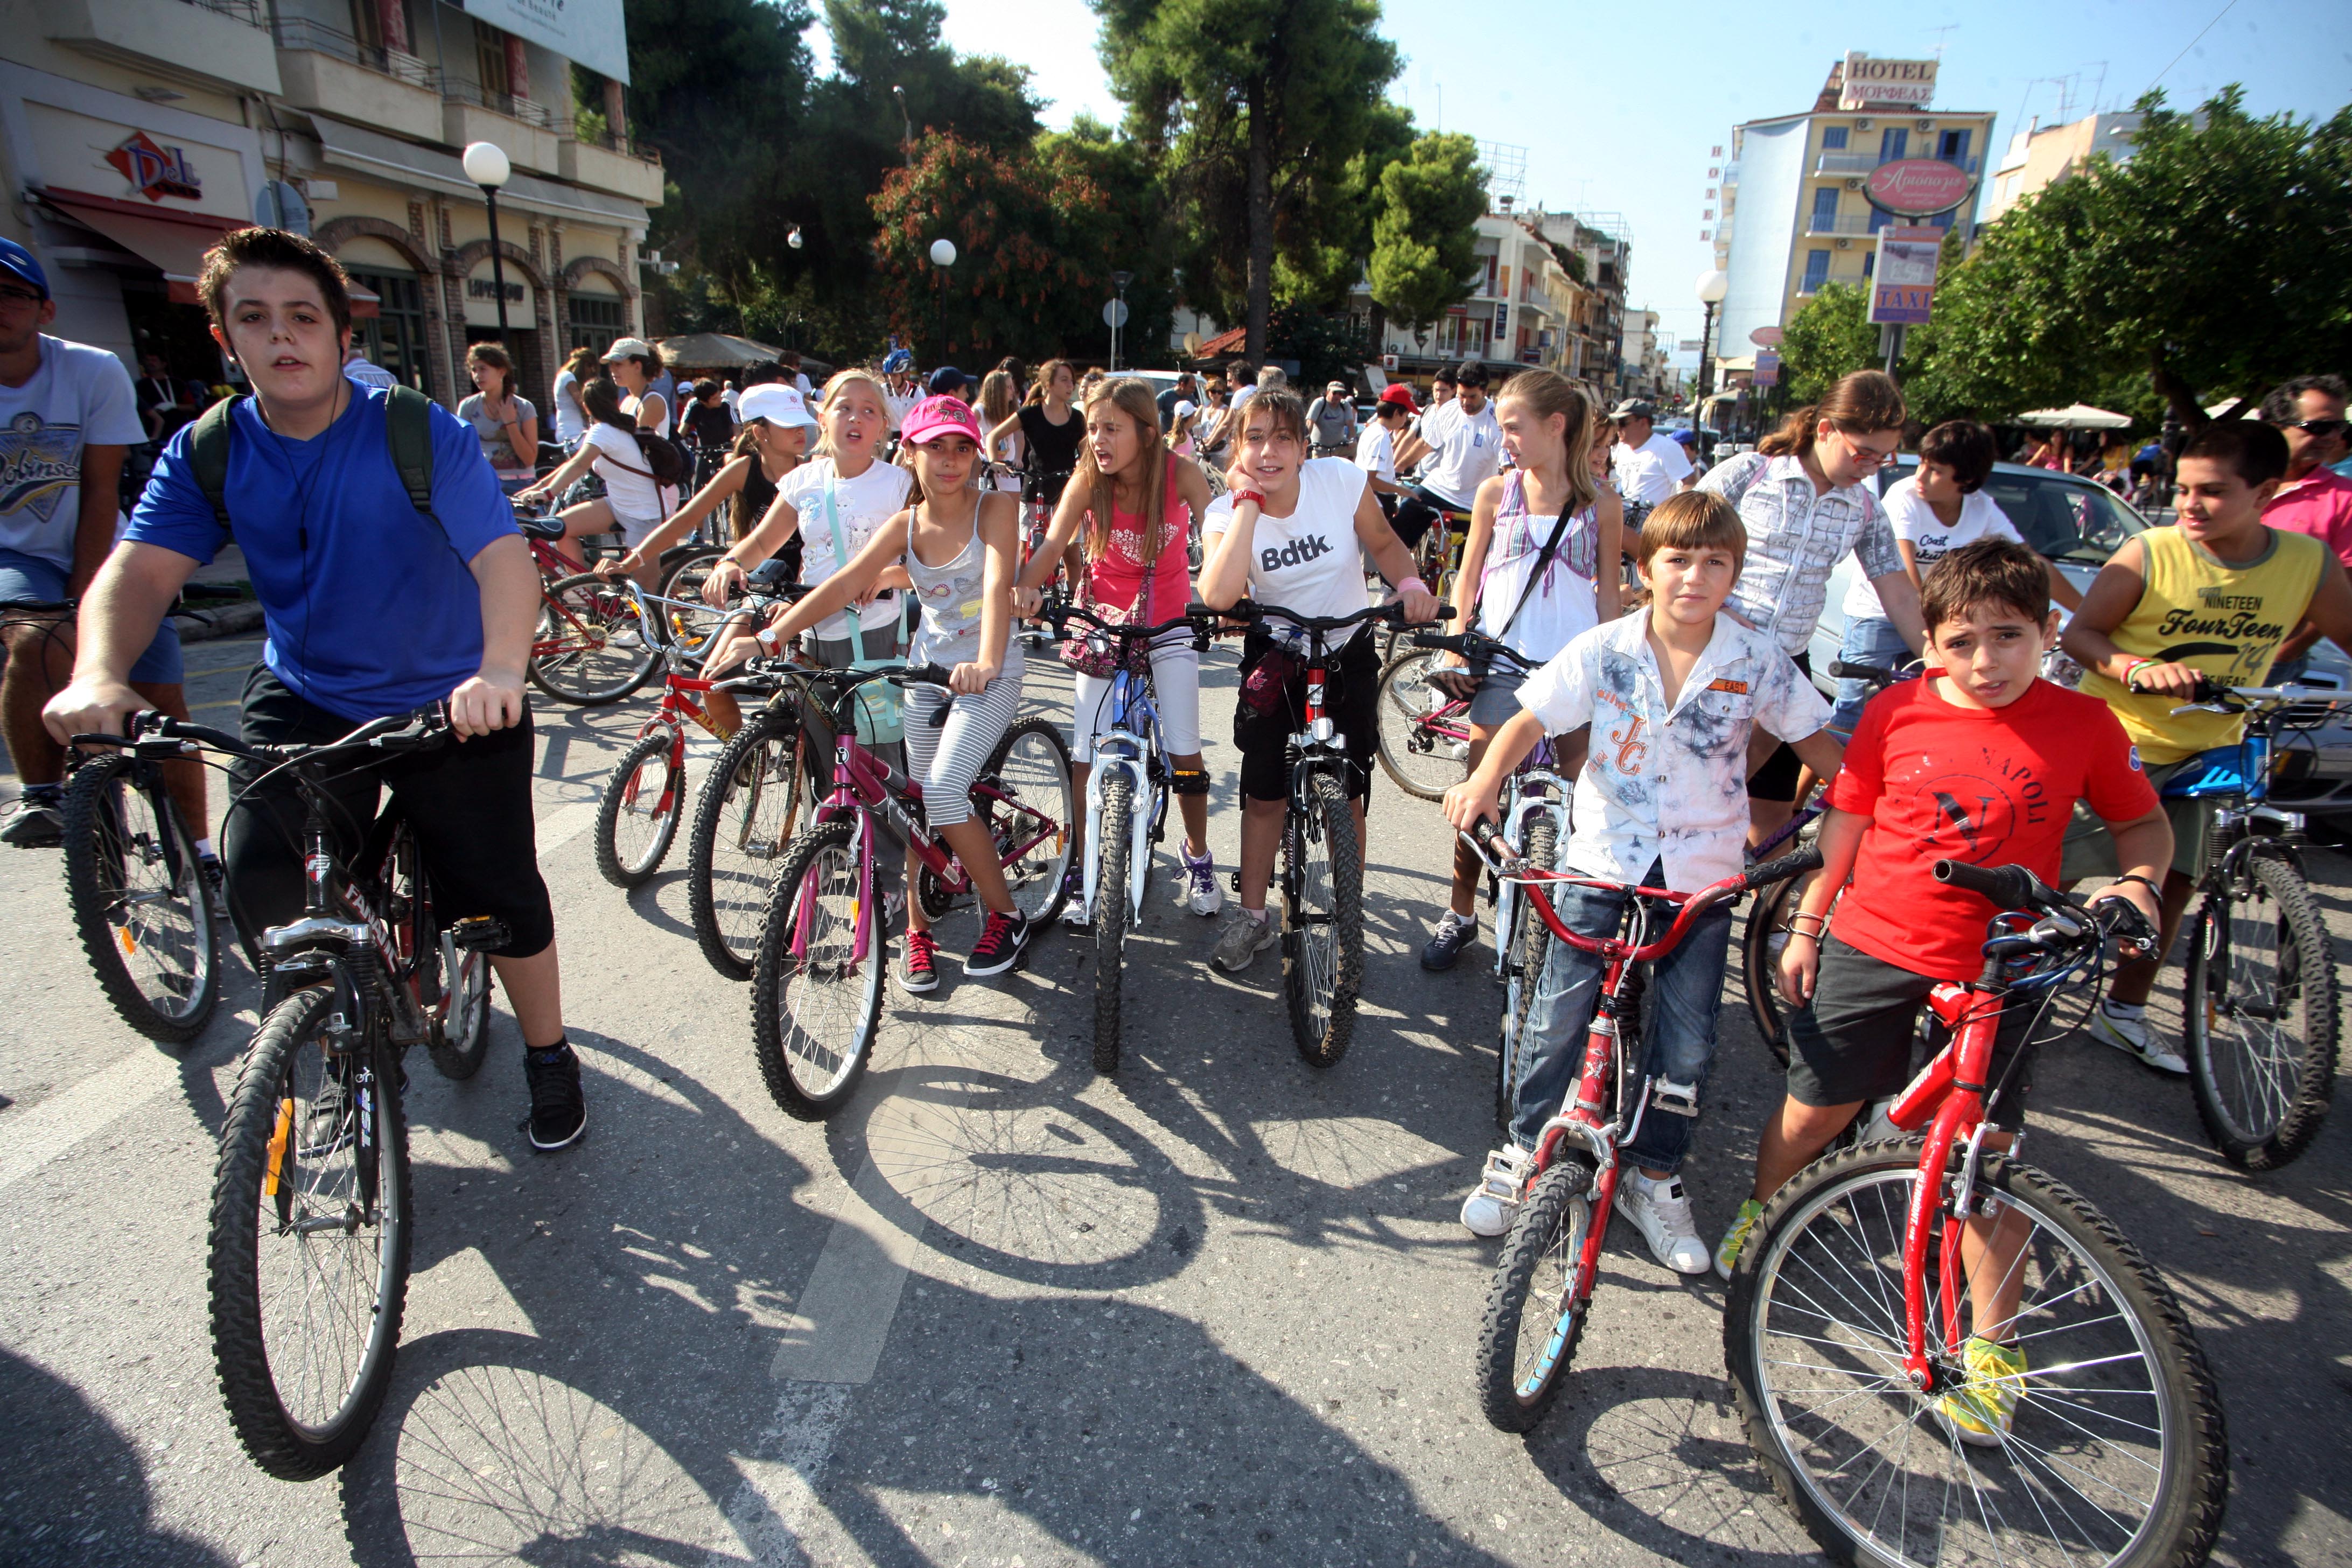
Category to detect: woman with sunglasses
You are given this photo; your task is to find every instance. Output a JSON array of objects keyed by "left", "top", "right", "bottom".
[{"left": 1695, "top": 369, "right": 1926, "bottom": 849}]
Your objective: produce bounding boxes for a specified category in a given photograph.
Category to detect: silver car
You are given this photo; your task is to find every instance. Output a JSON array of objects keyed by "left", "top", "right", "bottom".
[{"left": 1807, "top": 459, "right": 2352, "bottom": 822}]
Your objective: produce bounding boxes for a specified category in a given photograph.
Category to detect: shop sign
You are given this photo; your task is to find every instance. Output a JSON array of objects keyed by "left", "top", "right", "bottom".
[
  {"left": 1868, "top": 226, "right": 1944, "bottom": 325},
  {"left": 1839, "top": 53, "right": 1937, "bottom": 110},
  {"left": 106, "top": 132, "right": 201, "bottom": 202},
  {"left": 1753, "top": 350, "right": 1781, "bottom": 387},
  {"left": 1866, "top": 159, "right": 1975, "bottom": 218}
]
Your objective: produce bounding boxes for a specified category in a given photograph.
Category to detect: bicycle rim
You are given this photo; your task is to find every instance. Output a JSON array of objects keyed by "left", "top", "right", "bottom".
[
  {"left": 752, "top": 823, "right": 883, "bottom": 1114},
  {"left": 209, "top": 989, "right": 409, "bottom": 1477},
  {"left": 1284, "top": 773, "right": 1362, "bottom": 1067},
  {"left": 597, "top": 734, "right": 682, "bottom": 887},
  {"left": 1374, "top": 650, "right": 1472, "bottom": 801},
  {"left": 695, "top": 716, "right": 806, "bottom": 977},
  {"left": 530, "top": 573, "right": 657, "bottom": 704},
  {"left": 2187, "top": 859, "right": 2338, "bottom": 1169},
  {"left": 1475, "top": 1161, "right": 1594, "bottom": 1432},
  {"left": 63, "top": 758, "right": 218, "bottom": 1041},
  {"left": 981, "top": 718, "right": 1074, "bottom": 925},
  {"left": 1732, "top": 1148, "right": 2219, "bottom": 1568}
]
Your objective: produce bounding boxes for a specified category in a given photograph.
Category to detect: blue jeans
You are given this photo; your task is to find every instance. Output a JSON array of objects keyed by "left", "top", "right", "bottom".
[
  {"left": 1510, "top": 857, "right": 1734, "bottom": 1174},
  {"left": 0, "top": 547, "right": 181, "bottom": 681},
  {"left": 1831, "top": 614, "right": 1910, "bottom": 738}
]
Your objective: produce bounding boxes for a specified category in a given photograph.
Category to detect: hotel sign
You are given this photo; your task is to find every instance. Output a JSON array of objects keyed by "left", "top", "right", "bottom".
[{"left": 1840, "top": 53, "right": 1938, "bottom": 111}]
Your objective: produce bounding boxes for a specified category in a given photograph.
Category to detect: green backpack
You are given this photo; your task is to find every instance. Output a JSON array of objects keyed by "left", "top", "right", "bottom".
[{"left": 187, "top": 382, "right": 438, "bottom": 532}]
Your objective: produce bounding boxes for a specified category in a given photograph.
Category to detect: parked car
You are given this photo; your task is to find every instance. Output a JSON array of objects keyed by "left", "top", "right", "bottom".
[{"left": 1808, "top": 459, "right": 2352, "bottom": 821}]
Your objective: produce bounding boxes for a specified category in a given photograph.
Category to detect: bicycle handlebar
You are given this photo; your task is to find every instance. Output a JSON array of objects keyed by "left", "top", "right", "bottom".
[
  {"left": 1934, "top": 857, "right": 2157, "bottom": 958},
  {"left": 1826, "top": 659, "right": 1910, "bottom": 686},
  {"left": 0, "top": 598, "right": 75, "bottom": 615},
  {"left": 86, "top": 705, "right": 449, "bottom": 765},
  {"left": 1409, "top": 628, "right": 1536, "bottom": 671},
  {"left": 1208, "top": 598, "right": 1454, "bottom": 635},
  {"left": 1040, "top": 599, "right": 1213, "bottom": 642}
]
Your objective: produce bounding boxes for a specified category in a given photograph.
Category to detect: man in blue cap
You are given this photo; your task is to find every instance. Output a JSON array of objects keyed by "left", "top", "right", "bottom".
[
  {"left": 927, "top": 364, "right": 970, "bottom": 401},
  {"left": 0, "top": 237, "right": 210, "bottom": 856}
]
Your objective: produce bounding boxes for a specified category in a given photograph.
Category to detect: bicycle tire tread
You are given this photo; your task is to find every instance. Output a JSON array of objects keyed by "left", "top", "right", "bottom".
[
  {"left": 2187, "top": 854, "right": 2339, "bottom": 1171},
  {"left": 1474, "top": 1160, "right": 1592, "bottom": 1433},
  {"left": 60, "top": 756, "right": 220, "bottom": 1044},
  {"left": 1286, "top": 772, "right": 1363, "bottom": 1069},
  {"left": 1092, "top": 774, "right": 1133, "bottom": 1075},
  {"left": 749, "top": 821, "right": 883, "bottom": 1119},
  {"left": 594, "top": 733, "right": 683, "bottom": 889},
  {"left": 688, "top": 708, "right": 801, "bottom": 981}
]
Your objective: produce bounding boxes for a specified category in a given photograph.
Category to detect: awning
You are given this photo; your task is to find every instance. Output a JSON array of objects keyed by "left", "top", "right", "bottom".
[
  {"left": 40, "top": 188, "right": 377, "bottom": 316},
  {"left": 657, "top": 332, "right": 785, "bottom": 369},
  {"left": 2015, "top": 403, "right": 2131, "bottom": 430}
]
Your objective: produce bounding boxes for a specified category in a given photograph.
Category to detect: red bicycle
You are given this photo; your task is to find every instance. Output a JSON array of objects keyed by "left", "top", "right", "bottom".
[
  {"left": 590, "top": 580, "right": 732, "bottom": 887},
  {"left": 519, "top": 510, "right": 660, "bottom": 705},
  {"left": 1724, "top": 860, "right": 2229, "bottom": 1568},
  {"left": 1463, "top": 826, "right": 1821, "bottom": 1433}
]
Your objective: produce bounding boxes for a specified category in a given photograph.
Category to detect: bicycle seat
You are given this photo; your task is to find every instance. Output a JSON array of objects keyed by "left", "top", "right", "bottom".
[
  {"left": 2159, "top": 744, "right": 2256, "bottom": 798},
  {"left": 516, "top": 512, "right": 566, "bottom": 541}
]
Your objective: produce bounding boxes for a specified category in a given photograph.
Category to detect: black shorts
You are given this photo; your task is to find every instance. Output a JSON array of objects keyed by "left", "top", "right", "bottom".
[
  {"left": 1784, "top": 934, "right": 2036, "bottom": 1130},
  {"left": 220, "top": 666, "right": 556, "bottom": 960},
  {"left": 1747, "top": 649, "right": 1813, "bottom": 803},
  {"left": 1233, "top": 626, "right": 1378, "bottom": 806}
]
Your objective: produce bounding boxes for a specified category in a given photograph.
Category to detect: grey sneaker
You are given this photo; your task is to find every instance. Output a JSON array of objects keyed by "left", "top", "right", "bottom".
[
  {"left": 1209, "top": 908, "right": 1276, "bottom": 973},
  {"left": 1420, "top": 909, "right": 1476, "bottom": 971},
  {"left": 0, "top": 795, "right": 63, "bottom": 848}
]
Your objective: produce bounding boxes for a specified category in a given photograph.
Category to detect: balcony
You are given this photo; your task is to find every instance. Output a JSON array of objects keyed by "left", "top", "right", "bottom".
[
  {"left": 48, "top": 0, "right": 282, "bottom": 95},
  {"left": 558, "top": 134, "right": 664, "bottom": 206},
  {"left": 1803, "top": 212, "right": 1876, "bottom": 237},
  {"left": 273, "top": 17, "right": 442, "bottom": 143},
  {"left": 1816, "top": 151, "right": 1878, "bottom": 176},
  {"left": 442, "top": 81, "right": 561, "bottom": 176}
]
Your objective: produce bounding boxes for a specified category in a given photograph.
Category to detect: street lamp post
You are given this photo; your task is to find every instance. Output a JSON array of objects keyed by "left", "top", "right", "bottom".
[
  {"left": 1693, "top": 267, "right": 1728, "bottom": 442},
  {"left": 929, "top": 237, "right": 957, "bottom": 366},
  {"left": 462, "top": 142, "right": 515, "bottom": 349},
  {"left": 1109, "top": 269, "right": 1132, "bottom": 370}
]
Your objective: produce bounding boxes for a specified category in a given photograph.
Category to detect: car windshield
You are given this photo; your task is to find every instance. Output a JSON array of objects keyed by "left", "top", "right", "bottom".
[{"left": 1884, "top": 460, "right": 2146, "bottom": 565}]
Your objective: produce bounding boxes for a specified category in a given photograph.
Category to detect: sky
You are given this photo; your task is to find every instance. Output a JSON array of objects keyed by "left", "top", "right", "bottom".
[{"left": 809, "top": 0, "right": 2351, "bottom": 369}]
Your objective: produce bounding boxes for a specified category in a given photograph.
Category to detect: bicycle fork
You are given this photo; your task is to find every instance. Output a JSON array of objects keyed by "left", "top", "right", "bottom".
[
  {"left": 1081, "top": 737, "right": 1154, "bottom": 921},
  {"left": 1889, "top": 982, "right": 2003, "bottom": 1392},
  {"left": 1529, "top": 957, "right": 1647, "bottom": 1319}
]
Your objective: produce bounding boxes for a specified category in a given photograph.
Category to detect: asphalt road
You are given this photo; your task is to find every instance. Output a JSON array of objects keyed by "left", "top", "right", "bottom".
[{"left": 3, "top": 631, "right": 2348, "bottom": 1567}]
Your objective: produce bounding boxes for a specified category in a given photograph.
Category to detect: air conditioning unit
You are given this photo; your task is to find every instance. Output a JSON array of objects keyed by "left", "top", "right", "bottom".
[
  {"left": 1856, "top": 117, "right": 1872, "bottom": 130},
  {"left": 1845, "top": 178, "right": 1863, "bottom": 191},
  {"left": 1915, "top": 118, "right": 1933, "bottom": 132},
  {"left": 1835, "top": 238, "right": 1851, "bottom": 250}
]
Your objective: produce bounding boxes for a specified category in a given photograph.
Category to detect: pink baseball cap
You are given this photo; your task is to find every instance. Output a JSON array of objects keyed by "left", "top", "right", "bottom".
[{"left": 901, "top": 394, "right": 982, "bottom": 446}]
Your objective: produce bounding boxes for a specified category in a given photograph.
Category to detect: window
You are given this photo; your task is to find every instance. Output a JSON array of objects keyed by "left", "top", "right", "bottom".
[
  {"left": 346, "top": 270, "right": 430, "bottom": 395},
  {"left": 1938, "top": 128, "right": 1972, "bottom": 163},
  {"left": 566, "top": 293, "right": 626, "bottom": 355},
  {"left": 474, "top": 20, "right": 510, "bottom": 97},
  {"left": 1801, "top": 250, "right": 1830, "bottom": 293},
  {"left": 1810, "top": 186, "right": 1839, "bottom": 228},
  {"left": 1879, "top": 128, "right": 1908, "bottom": 164},
  {"left": 1862, "top": 251, "right": 1875, "bottom": 277},
  {"left": 1822, "top": 126, "right": 1849, "bottom": 150},
  {"left": 1869, "top": 206, "right": 1894, "bottom": 234}
]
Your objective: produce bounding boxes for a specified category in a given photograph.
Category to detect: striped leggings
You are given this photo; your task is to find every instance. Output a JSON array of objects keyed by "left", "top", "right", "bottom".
[{"left": 902, "top": 667, "right": 1022, "bottom": 828}]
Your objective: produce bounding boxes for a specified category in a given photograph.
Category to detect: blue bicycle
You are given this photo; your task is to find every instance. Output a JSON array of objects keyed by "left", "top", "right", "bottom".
[{"left": 1045, "top": 599, "right": 1214, "bottom": 1074}]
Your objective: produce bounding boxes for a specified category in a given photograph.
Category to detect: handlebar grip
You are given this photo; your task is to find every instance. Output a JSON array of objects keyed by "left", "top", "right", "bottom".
[
  {"left": 897, "top": 663, "right": 956, "bottom": 688},
  {"left": 1933, "top": 859, "right": 2041, "bottom": 911},
  {"left": 1826, "top": 660, "right": 1901, "bottom": 683},
  {"left": 1471, "top": 817, "right": 1503, "bottom": 852},
  {"left": 1743, "top": 843, "right": 1824, "bottom": 892}
]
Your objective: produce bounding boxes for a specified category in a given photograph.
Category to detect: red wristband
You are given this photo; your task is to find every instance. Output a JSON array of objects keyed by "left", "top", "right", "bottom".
[{"left": 1232, "top": 489, "right": 1266, "bottom": 507}]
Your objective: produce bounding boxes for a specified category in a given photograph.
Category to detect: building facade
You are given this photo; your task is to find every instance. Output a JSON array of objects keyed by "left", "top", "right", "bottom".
[
  {"left": 1711, "top": 55, "right": 1992, "bottom": 365},
  {"left": 1, "top": 0, "right": 661, "bottom": 409},
  {"left": 1985, "top": 111, "right": 2142, "bottom": 222}
]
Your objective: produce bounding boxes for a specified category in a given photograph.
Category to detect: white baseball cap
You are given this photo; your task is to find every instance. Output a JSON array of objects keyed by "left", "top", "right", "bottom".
[
  {"left": 599, "top": 336, "right": 657, "bottom": 363},
  {"left": 738, "top": 382, "right": 818, "bottom": 430},
  {"left": 1173, "top": 400, "right": 1197, "bottom": 418}
]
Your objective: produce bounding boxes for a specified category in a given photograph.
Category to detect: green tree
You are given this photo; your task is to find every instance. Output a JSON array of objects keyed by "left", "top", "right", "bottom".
[
  {"left": 1916, "top": 87, "right": 2352, "bottom": 428},
  {"left": 1776, "top": 282, "right": 1880, "bottom": 402},
  {"left": 1038, "top": 116, "right": 1179, "bottom": 360},
  {"left": 1096, "top": 0, "right": 1402, "bottom": 358},
  {"left": 1367, "top": 132, "right": 1485, "bottom": 352}
]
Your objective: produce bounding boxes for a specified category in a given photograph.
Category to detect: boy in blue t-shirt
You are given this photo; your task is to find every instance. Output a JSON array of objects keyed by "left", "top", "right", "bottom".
[{"left": 44, "top": 227, "right": 588, "bottom": 1152}]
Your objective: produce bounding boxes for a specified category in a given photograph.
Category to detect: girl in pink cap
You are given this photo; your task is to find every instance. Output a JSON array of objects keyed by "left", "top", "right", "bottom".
[{"left": 755, "top": 393, "right": 1038, "bottom": 986}]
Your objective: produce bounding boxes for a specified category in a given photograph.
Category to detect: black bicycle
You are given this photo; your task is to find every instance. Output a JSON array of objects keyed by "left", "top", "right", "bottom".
[
  {"left": 84, "top": 708, "right": 502, "bottom": 1479},
  {"left": 1221, "top": 598, "right": 1439, "bottom": 1067}
]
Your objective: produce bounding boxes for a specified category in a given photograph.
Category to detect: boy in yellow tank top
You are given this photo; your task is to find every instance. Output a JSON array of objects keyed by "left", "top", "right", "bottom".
[{"left": 2061, "top": 420, "right": 2352, "bottom": 1071}]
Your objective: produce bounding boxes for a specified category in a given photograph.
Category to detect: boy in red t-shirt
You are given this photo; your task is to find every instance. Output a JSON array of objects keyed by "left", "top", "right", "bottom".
[{"left": 1715, "top": 539, "right": 2171, "bottom": 1442}]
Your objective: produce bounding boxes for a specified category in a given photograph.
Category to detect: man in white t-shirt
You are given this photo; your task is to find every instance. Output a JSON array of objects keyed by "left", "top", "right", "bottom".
[
  {"left": 343, "top": 343, "right": 398, "bottom": 391},
  {"left": 0, "top": 238, "right": 206, "bottom": 851},
  {"left": 1609, "top": 400, "right": 1693, "bottom": 519},
  {"left": 1355, "top": 384, "right": 1417, "bottom": 514},
  {"left": 1391, "top": 360, "right": 1501, "bottom": 550}
]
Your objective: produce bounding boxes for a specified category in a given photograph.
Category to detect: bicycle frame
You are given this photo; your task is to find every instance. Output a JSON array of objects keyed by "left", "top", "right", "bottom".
[
  {"left": 1490, "top": 741, "right": 1570, "bottom": 981},
  {"left": 1082, "top": 664, "right": 1165, "bottom": 922}
]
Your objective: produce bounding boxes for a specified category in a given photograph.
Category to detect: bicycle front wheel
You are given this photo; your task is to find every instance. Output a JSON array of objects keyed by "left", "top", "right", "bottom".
[
  {"left": 529, "top": 572, "right": 659, "bottom": 705},
  {"left": 1284, "top": 771, "right": 1364, "bottom": 1069},
  {"left": 1496, "top": 814, "right": 1558, "bottom": 1133},
  {"left": 1725, "top": 1141, "right": 2228, "bottom": 1568},
  {"left": 1090, "top": 772, "right": 1135, "bottom": 1075},
  {"left": 751, "top": 820, "right": 885, "bottom": 1118},
  {"left": 1475, "top": 1159, "right": 1595, "bottom": 1432},
  {"left": 207, "top": 986, "right": 411, "bottom": 1479},
  {"left": 2184, "top": 854, "right": 2339, "bottom": 1171},
  {"left": 60, "top": 754, "right": 220, "bottom": 1043},
  {"left": 1374, "top": 650, "right": 1472, "bottom": 801},
  {"left": 594, "top": 732, "right": 684, "bottom": 888},
  {"left": 689, "top": 706, "right": 810, "bottom": 979},
  {"left": 979, "top": 717, "right": 1075, "bottom": 926}
]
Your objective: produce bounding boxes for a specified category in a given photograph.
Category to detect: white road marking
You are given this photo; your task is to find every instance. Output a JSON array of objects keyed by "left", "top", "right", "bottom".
[
  {"left": 0, "top": 1046, "right": 183, "bottom": 1195},
  {"left": 767, "top": 1132, "right": 934, "bottom": 1384},
  {"left": 536, "top": 800, "right": 601, "bottom": 856}
]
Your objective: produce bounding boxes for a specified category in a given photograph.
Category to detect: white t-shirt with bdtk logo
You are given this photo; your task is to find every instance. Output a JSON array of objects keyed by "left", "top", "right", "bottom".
[{"left": 1201, "top": 457, "right": 1372, "bottom": 632}]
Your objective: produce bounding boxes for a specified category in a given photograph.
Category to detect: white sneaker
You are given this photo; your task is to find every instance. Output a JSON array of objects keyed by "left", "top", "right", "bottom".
[
  {"left": 1618, "top": 1172, "right": 1710, "bottom": 1275},
  {"left": 1460, "top": 1186, "right": 1514, "bottom": 1237},
  {"left": 1059, "top": 868, "right": 1090, "bottom": 927},
  {"left": 1460, "top": 1145, "right": 1534, "bottom": 1237},
  {"left": 2090, "top": 1006, "right": 2189, "bottom": 1075},
  {"left": 1178, "top": 848, "right": 1224, "bottom": 917}
]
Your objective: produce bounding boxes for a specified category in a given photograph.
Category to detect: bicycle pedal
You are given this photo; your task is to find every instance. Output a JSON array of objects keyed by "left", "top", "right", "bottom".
[
  {"left": 1650, "top": 1078, "right": 1702, "bottom": 1118},
  {"left": 1479, "top": 1144, "right": 1536, "bottom": 1203},
  {"left": 447, "top": 916, "right": 510, "bottom": 953}
]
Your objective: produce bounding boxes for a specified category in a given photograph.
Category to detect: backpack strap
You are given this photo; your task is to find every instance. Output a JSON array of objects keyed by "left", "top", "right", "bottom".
[
  {"left": 188, "top": 395, "right": 242, "bottom": 535},
  {"left": 384, "top": 383, "right": 437, "bottom": 517}
]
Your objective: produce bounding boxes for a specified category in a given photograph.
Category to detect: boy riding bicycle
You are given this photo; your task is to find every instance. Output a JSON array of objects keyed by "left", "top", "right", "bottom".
[
  {"left": 1722, "top": 538, "right": 2169, "bottom": 1440},
  {"left": 2059, "top": 419, "right": 2352, "bottom": 1072},
  {"left": 43, "top": 227, "right": 589, "bottom": 1152},
  {"left": 1443, "top": 491, "right": 1840, "bottom": 1270}
]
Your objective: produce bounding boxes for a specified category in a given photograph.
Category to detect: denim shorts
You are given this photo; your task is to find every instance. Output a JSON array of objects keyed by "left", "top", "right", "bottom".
[
  {"left": 0, "top": 547, "right": 183, "bottom": 683},
  {"left": 1465, "top": 663, "right": 1529, "bottom": 727}
]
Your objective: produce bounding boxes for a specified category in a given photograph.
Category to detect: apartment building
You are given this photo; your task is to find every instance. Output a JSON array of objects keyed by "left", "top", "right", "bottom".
[
  {"left": 2, "top": 0, "right": 661, "bottom": 407},
  {"left": 1711, "top": 54, "right": 1992, "bottom": 360},
  {"left": 1985, "top": 111, "right": 2143, "bottom": 221}
]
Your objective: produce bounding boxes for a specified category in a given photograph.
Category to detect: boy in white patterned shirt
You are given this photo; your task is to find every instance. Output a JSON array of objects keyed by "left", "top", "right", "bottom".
[{"left": 1443, "top": 491, "right": 1842, "bottom": 1269}]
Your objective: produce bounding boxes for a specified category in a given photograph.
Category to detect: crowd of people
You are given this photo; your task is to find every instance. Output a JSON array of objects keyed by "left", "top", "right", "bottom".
[{"left": 13, "top": 225, "right": 2352, "bottom": 1367}]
